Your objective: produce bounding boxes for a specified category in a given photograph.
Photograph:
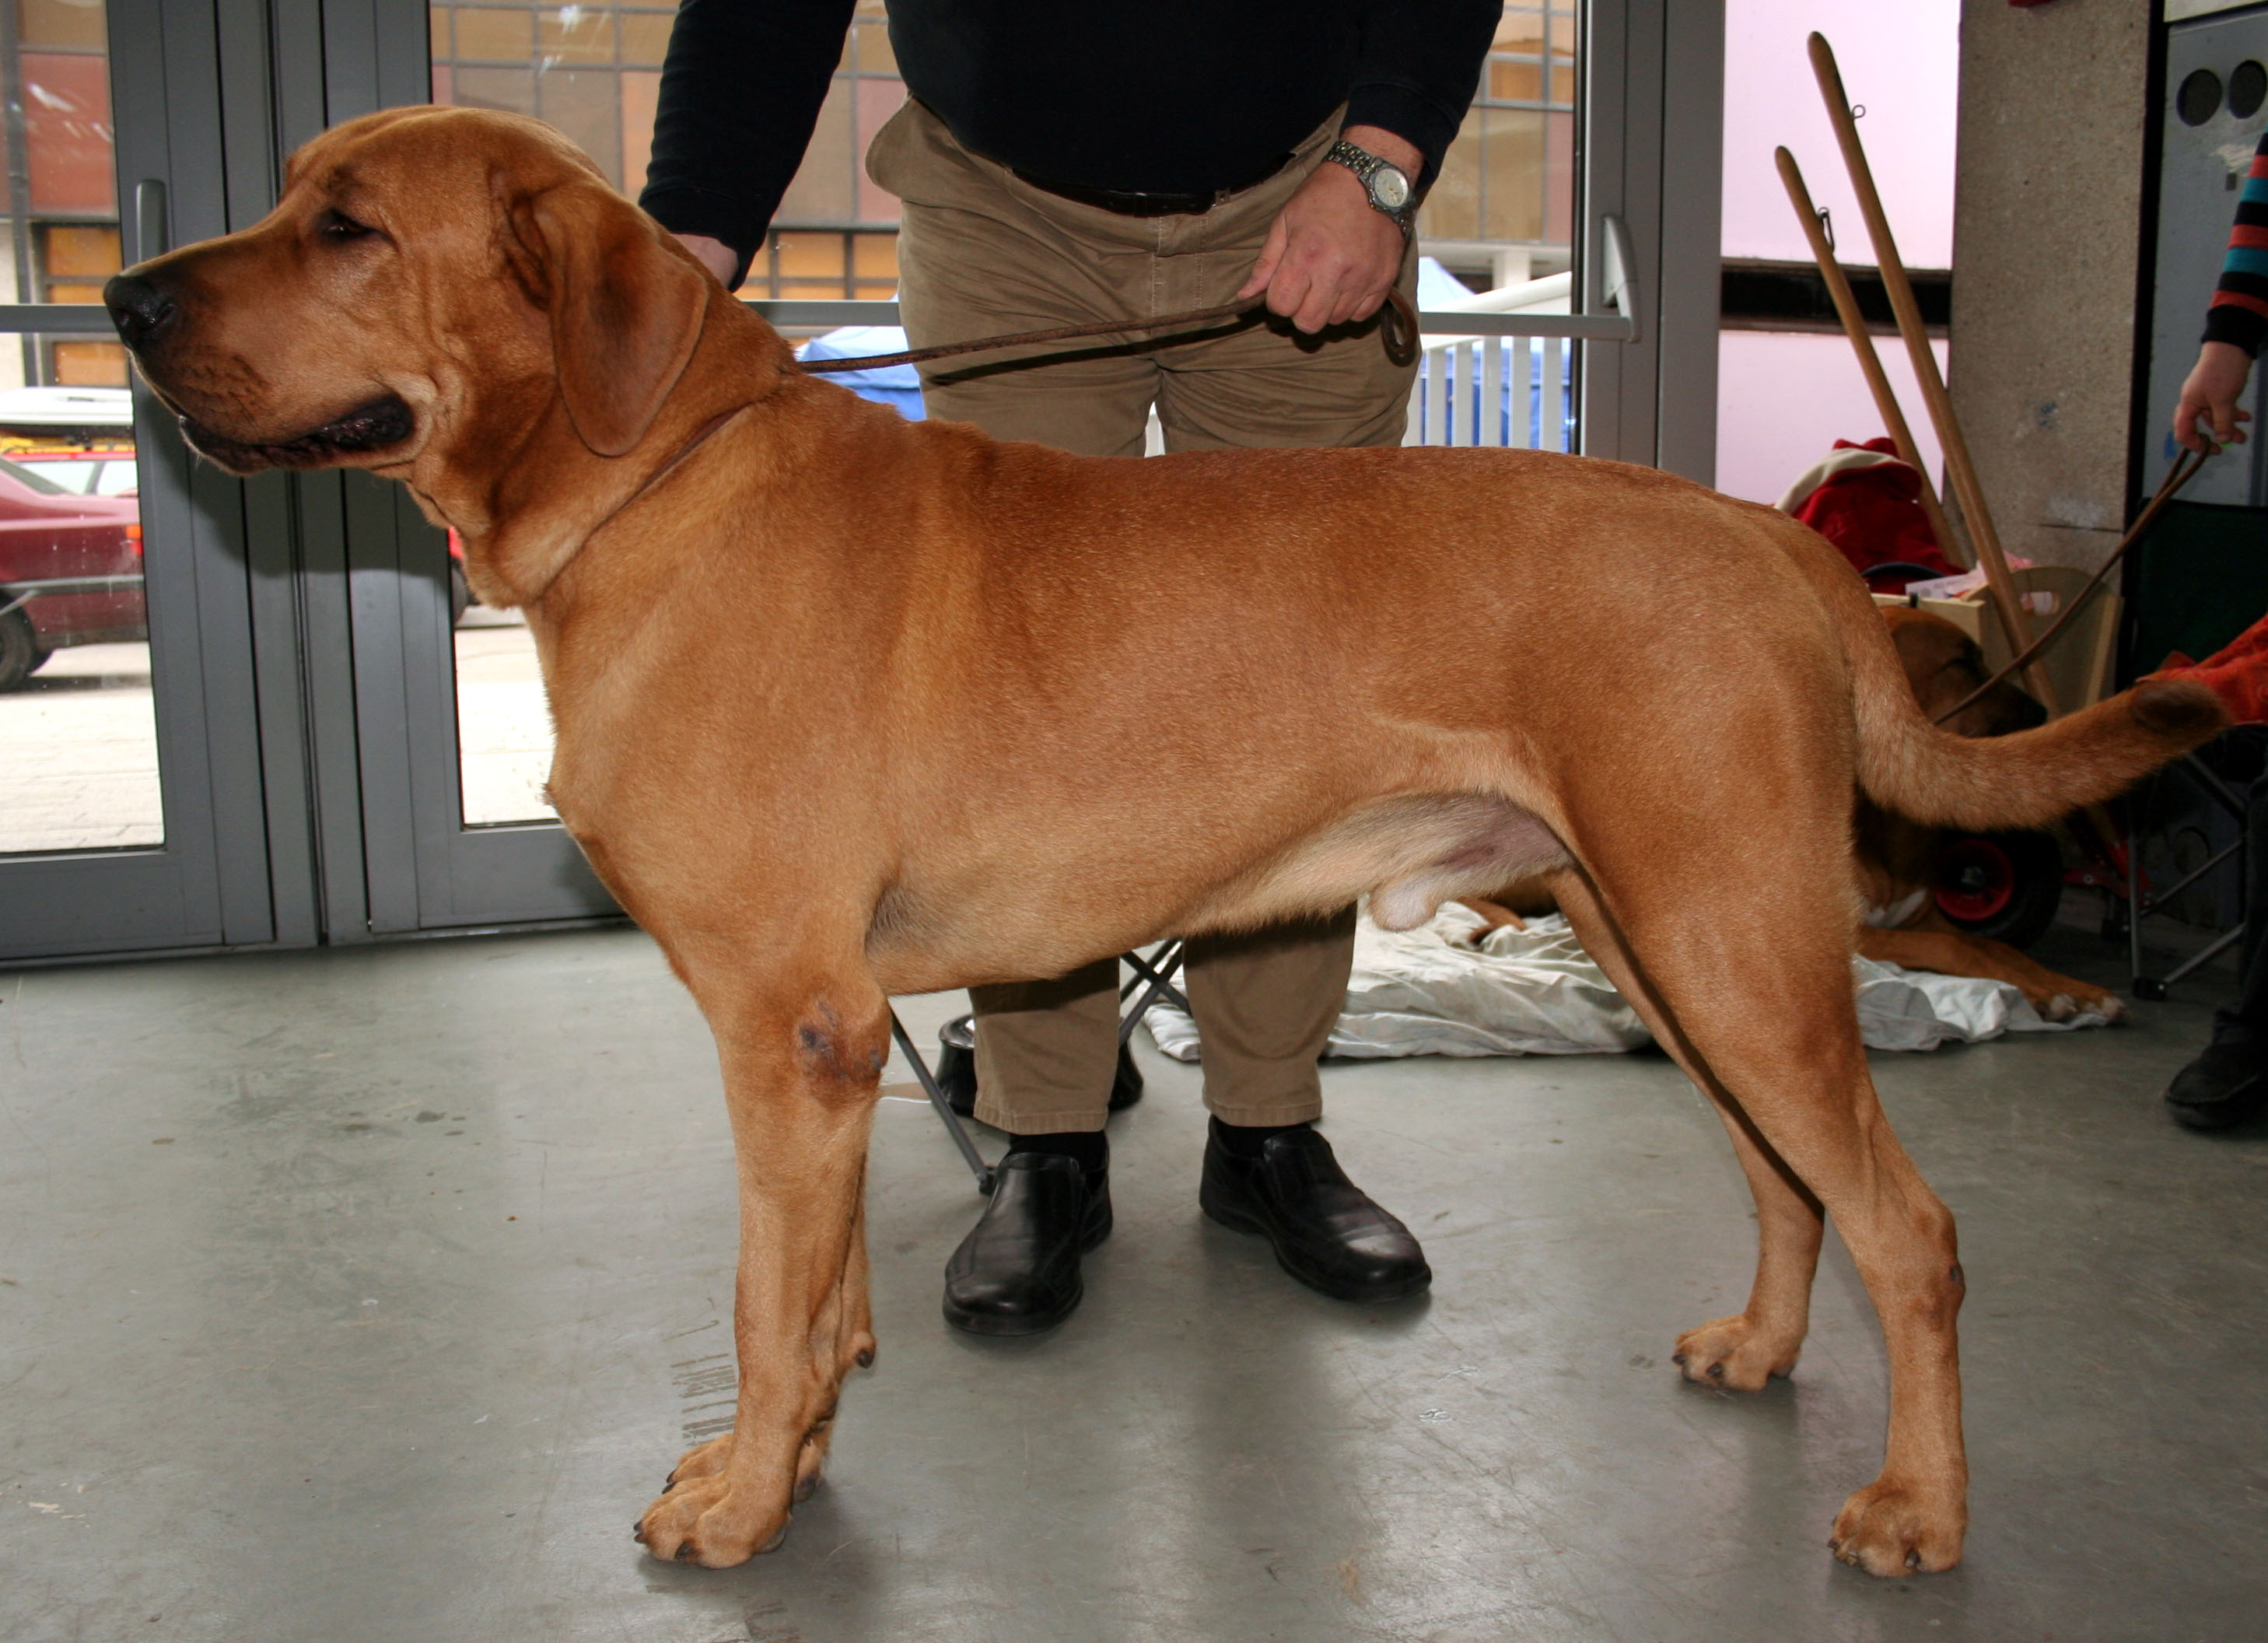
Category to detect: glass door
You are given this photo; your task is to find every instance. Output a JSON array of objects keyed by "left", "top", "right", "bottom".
[
  {"left": 310, "top": 0, "right": 1721, "bottom": 941},
  {"left": 312, "top": 0, "right": 616, "bottom": 935},
  {"left": 0, "top": 0, "right": 278, "bottom": 961}
]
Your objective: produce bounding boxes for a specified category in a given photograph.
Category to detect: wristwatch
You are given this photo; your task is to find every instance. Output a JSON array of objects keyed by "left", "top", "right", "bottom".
[{"left": 1324, "top": 138, "right": 1418, "bottom": 236}]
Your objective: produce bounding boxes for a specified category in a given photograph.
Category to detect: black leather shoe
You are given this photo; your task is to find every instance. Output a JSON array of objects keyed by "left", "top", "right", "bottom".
[
  {"left": 2165, "top": 1039, "right": 2268, "bottom": 1131},
  {"left": 1199, "top": 1125, "right": 1430, "bottom": 1304},
  {"left": 942, "top": 1153, "right": 1111, "bottom": 1336}
]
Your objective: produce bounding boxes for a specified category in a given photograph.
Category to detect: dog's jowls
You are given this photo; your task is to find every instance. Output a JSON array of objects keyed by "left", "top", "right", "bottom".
[{"left": 107, "top": 106, "right": 2228, "bottom": 1575}]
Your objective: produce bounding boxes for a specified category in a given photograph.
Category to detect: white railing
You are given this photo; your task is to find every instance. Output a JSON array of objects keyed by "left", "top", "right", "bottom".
[{"left": 1405, "top": 271, "right": 1587, "bottom": 453}]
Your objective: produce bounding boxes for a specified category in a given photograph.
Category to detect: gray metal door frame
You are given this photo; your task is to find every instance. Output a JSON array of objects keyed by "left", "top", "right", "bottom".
[
  {"left": 1580, "top": 0, "right": 1723, "bottom": 482},
  {"left": 0, "top": 0, "right": 293, "bottom": 962}
]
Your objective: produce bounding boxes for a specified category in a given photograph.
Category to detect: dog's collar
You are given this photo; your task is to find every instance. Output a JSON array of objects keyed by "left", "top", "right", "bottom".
[{"left": 586, "top": 402, "right": 749, "bottom": 537}]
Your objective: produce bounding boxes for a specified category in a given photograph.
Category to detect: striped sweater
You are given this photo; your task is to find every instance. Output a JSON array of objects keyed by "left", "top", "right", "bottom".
[{"left": 2208, "top": 127, "right": 2268, "bottom": 356}]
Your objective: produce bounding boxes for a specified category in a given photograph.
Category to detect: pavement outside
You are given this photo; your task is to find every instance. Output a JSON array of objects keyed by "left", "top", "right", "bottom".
[{"left": 0, "top": 611, "right": 558, "bottom": 855}]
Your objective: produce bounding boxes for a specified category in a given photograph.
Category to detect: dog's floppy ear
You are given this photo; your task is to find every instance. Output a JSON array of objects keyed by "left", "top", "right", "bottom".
[{"left": 508, "top": 179, "right": 709, "bottom": 457}]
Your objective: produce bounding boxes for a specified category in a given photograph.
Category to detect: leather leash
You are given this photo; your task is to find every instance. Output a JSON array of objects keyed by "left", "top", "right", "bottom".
[
  {"left": 797, "top": 287, "right": 1422, "bottom": 375},
  {"left": 1930, "top": 445, "right": 2211, "bottom": 726}
]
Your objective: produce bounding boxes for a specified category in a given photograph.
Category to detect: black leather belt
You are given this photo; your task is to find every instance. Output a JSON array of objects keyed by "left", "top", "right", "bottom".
[{"left": 1011, "top": 151, "right": 1297, "bottom": 218}]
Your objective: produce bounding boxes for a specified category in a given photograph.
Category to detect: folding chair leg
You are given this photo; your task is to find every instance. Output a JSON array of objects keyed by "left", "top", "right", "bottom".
[
  {"left": 1119, "top": 941, "right": 1189, "bottom": 1047},
  {"left": 891, "top": 1010, "right": 996, "bottom": 1196}
]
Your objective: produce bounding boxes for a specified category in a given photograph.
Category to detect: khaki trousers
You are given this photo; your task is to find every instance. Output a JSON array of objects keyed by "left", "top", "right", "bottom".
[{"left": 866, "top": 99, "right": 1415, "bottom": 1133}]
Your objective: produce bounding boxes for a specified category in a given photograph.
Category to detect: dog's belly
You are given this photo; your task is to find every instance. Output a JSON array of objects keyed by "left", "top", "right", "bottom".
[{"left": 866, "top": 791, "right": 1570, "bottom": 993}]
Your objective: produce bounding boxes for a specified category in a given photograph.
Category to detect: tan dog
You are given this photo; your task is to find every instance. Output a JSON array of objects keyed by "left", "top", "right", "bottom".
[
  {"left": 104, "top": 107, "right": 2227, "bottom": 1575},
  {"left": 1465, "top": 606, "right": 2127, "bottom": 1020}
]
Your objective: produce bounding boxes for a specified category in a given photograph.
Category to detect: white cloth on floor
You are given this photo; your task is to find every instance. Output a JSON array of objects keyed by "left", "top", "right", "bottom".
[{"left": 1140, "top": 903, "right": 2110, "bottom": 1063}]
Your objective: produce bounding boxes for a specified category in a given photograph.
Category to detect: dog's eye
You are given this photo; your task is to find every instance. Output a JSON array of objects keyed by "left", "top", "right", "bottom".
[{"left": 319, "top": 208, "right": 376, "bottom": 242}]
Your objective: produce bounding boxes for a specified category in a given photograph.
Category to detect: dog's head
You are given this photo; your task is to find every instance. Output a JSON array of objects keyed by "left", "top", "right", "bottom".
[
  {"left": 1881, "top": 604, "right": 2047, "bottom": 737},
  {"left": 104, "top": 107, "right": 750, "bottom": 597}
]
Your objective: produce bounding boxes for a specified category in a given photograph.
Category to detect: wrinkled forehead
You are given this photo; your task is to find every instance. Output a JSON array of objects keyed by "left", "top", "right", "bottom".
[{"left": 278, "top": 106, "right": 602, "bottom": 209}]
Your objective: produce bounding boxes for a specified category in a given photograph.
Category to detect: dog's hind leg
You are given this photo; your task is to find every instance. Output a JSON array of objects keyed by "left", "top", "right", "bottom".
[
  {"left": 1549, "top": 869, "right": 1824, "bottom": 1389},
  {"left": 634, "top": 941, "right": 888, "bottom": 1568},
  {"left": 1549, "top": 839, "right": 1966, "bottom": 1576}
]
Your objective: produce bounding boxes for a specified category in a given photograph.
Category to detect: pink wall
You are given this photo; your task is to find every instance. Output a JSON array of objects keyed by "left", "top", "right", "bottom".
[
  {"left": 1716, "top": 331, "right": 1950, "bottom": 507},
  {"left": 1721, "top": 0, "right": 1960, "bottom": 265},
  {"left": 1715, "top": 0, "right": 1959, "bottom": 502}
]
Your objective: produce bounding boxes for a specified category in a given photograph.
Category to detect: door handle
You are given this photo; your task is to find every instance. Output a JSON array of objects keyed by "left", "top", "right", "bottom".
[
  {"left": 1598, "top": 213, "right": 1639, "bottom": 328},
  {"left": 135, "top": 179, "right": 169, "bottom": 263}
]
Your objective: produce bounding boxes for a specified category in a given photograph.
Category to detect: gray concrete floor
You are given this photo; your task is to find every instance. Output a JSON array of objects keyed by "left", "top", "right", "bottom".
[{"left": 3, "top": 923, "right": 2263, "bottom": 1642}]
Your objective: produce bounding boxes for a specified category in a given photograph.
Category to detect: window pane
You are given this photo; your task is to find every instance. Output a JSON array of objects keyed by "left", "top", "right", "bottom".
[
  {"left": 1479, "top": 108, "right": 1546, "bottom": 243},
  {"left": 1419, "top": 108, "right": 1484, "bottom": 242},
  {"left": 0, "top": 6, "right": 163, "bottom": 855},
  {"left": 0, "top": 405, "right": 156, "bottom": 853},
  {"left": 777, "top": 79, "right": 855, "bottom": 223}
]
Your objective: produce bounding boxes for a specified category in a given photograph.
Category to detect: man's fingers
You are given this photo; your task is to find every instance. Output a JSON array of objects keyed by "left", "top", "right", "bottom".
[
  {"left": 1239, "top": 220, "right": 1290, "bottom": 302},
  {"left": 1267, "top": 262, "right": 1318, "bottom": 327}
]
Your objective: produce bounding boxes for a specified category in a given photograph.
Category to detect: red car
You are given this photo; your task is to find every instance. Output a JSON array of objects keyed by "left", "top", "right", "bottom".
[{"left": 0, "top": 452, "right": 143, "bottom": 690}]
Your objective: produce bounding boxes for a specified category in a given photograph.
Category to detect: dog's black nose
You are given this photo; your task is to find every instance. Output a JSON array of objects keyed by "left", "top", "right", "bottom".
[{"left": 103, "top": 271, "right": 178, "bottom": 350}]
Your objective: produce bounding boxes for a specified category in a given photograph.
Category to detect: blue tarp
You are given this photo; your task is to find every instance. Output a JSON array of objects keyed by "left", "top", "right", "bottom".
[{"left": 796, "top": 322, "right": 926, "bottom": 420}]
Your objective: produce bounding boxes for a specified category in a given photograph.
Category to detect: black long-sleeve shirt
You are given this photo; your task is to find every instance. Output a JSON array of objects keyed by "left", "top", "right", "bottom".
[{"left": 639, "top": 0, "right": 1500, "bottom": 279}]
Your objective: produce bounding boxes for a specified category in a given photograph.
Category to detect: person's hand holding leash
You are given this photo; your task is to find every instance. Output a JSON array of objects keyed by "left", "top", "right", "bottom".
[
  {"left": 2174, "top": 339, "right": 2254, "bottom": 454},
  {"left": 1238, "top": 124, "right": 1419, "bottom": 335}
]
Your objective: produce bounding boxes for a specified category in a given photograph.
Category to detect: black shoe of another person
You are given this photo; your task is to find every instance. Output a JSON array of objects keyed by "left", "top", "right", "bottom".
[
  {"left": 1199, "top": 1125, "right": 1431, "bottom": 1304},
  {"left": 2165, "top": 1039, "right": 2268, "bottom": 1132},
  {"left": 942, "top": 1153, "right": 1112, "bottom": 1336}
]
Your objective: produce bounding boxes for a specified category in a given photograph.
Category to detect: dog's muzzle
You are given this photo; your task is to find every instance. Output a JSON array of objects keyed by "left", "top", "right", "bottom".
[{"left": 176, "top": 394, "right": 418, "bottom": 472}]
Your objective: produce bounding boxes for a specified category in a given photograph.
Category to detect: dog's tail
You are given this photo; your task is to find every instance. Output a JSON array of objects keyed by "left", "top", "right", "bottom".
[{"left": 1796, "top": 531, "right": 2230, "bottom": 831}]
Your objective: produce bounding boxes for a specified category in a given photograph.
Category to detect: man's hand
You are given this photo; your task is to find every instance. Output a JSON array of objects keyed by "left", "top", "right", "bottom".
[
  {"left": 1237, "top": 124, "right": 1418, "bottom": 335},
  {"left": 674, "top": 233, "right": 741, "bottom": 289},
  {"left": 2175, "top": 339, "right": 2255, "bottom": 453}
]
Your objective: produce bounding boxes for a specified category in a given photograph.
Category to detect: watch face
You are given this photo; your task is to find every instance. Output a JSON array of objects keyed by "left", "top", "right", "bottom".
[{"left": 1374, "top": 167, "right": 1412, "bottom": 210}]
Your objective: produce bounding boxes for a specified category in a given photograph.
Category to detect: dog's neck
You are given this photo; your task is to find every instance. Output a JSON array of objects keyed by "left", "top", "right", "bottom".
[{"left": 419, "top": 306, "right": 794, "bottom": 607}]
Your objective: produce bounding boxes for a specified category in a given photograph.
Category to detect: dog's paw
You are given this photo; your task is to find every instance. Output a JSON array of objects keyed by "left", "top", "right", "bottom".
[
  {"left": 1829, "top": 1475, "right": 1965, "bottom": 1575},
  {"left": 665, "top": 1431, "right": 735, "bottom": 1492},
  {"left": 1671, "top": 1313, "right": 1801, "bottom": 1392},
  {"left": 635, "top": 1471, "right": 790, "bottom": 1568}
]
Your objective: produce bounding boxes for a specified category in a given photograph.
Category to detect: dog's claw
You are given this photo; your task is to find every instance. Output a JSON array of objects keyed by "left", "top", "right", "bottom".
[
  {"left": 674, "top": 1541, "right": 696, "bottom": 1563},
  {"left": 1670, "top": 1352, "right": 1687, "bottom": 1366},
  {"left": 1706, "top": 1361, "right": 1725, "bottom": 1380},
  {"left": 855, "top": 1346, "right": 875, "bottom": 1368}
]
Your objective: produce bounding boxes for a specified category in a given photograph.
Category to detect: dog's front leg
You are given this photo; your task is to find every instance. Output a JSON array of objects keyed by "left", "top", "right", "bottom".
[{"left": 635, "top": 963, "right": 885, "bottom": 1568}]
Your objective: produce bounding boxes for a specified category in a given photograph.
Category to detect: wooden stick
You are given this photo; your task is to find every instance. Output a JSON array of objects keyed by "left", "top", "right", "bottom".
[
  {"left": 1774, "top": 145, "right": 1966, "bottom": 568},
  {"left": 1808, "top": 30, "right": 2061, "bottom": 714}
]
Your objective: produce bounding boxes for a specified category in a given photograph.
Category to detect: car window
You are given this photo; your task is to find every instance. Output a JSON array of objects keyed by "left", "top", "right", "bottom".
[
  {"left": 95, "top": 460, "right": 138, "bottom": 496},
  {"left": 0, "top": 454, "right": 72, "bottom": 495},
  {"left": 16, "top": 459, "right": 98, "bottom": 493}
]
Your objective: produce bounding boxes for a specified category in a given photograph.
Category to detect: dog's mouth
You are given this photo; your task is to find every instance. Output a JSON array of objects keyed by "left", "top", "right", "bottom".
[{"left": 178, "top": 393, "right": 416, "bottom": 473}]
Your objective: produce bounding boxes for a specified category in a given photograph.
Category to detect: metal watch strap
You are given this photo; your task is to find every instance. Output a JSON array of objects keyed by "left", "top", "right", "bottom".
[{"left": 1323, "top": 138, "right": 1416, "bottom": 236}]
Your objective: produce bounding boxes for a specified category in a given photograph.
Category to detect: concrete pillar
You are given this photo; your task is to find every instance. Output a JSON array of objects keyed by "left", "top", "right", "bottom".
[{"left": 1949, "top": 0, "right": 2153, "bottom": 571}]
